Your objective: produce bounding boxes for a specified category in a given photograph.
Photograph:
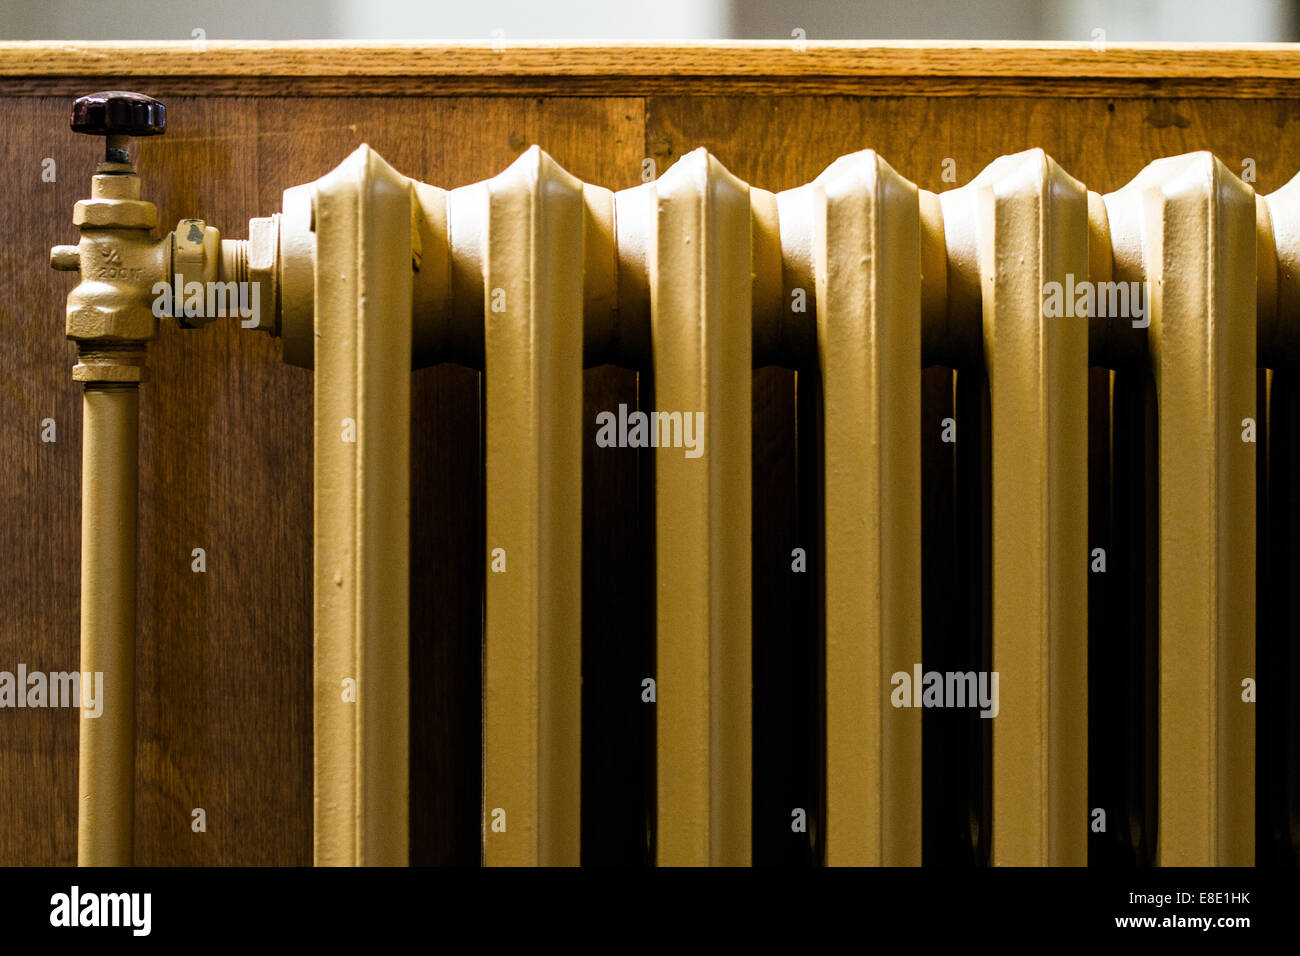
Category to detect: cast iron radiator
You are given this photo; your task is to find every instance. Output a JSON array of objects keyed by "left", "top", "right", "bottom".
[
  {"left": 297, "top": 143, "right": 1290, "bottom": 867},
  {"left": 58, "top": 115, "right": 1300, "bottom": 866}
]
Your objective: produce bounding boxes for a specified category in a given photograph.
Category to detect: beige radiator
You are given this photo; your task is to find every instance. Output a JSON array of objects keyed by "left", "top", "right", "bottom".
[
  {"left": 278, "top": 142, "right": 1272, "bottom": 867},
  {"left": 61, "top": 129, "right": 1285, "bottom": 866}
]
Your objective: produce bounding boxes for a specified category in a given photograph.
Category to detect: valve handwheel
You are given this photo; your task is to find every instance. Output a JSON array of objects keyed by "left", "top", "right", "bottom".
[
  {"left": 71, "top": 90, "right": 165, "bottom": 136},
  {"left": 70, "top": 91, "right": 165, "bottom": 164}
]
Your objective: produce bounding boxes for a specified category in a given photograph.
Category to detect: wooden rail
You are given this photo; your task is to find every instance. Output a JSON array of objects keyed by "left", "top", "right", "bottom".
[{"left": 3, "top": 41, "right": 1300, "bottom": 97}]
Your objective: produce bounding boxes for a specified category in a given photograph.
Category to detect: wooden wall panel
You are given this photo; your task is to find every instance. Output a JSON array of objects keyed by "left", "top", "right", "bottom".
[
  {"left": 0, "top": 97, "right": 83, "bottom": 867},
  {"left": 3, "top": 68, "right": 1299, "bottom": 865},
  {"left": 133, "top": 98, "right": 314, "bottom": 867},
  {"left": 645, "top": 95, "right": 1300, "bottom": 197}
]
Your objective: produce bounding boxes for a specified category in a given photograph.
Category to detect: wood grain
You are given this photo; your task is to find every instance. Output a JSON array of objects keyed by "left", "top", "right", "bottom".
[
  {"left": 3, "top": 58, "right": 1300, "bottom": 866},
  {"left": 4, "top": 40, "right": 1300, "bottom": 79},
  {"left": 0, "top": 97, "right": 83, "bottom": 867},
  {"left": 13, "top": 76, "right": 1300, "bottom": 100},
  {"left": 645, "top": 95, "right": 1300, "bottom": 197},
  {"left": 6, "top": 42, "right": 1300, "bottom": 98}
]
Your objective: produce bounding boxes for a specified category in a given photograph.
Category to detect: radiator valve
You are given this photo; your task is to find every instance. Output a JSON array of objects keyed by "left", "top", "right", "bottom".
[{"left": 49, "top": 91, "right": 273, "bottom": 381}]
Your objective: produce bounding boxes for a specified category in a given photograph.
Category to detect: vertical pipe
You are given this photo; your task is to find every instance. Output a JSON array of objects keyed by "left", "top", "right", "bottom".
[
  {"left": 78, "top": 382, "right": 138, "bottom": 867},
  {"left": 941, "top": 150, "right": 1090, "bottom": 865},
  {"left": 651, "top": 149, "right": 752, "bottom": 866},
  {"left": 482, "top": 147, "right": 585, "bottom": 866},
  {"left": 312, "top": 145, "right": 413, "bottom": 866},
  {"left": 1105, "top": 153, "right": 1256, "bottom": 865}
]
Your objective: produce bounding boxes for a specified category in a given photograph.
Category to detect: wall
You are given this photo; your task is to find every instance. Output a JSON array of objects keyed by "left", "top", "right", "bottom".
[{"left": 2, "top": 53, "right": 1300, "bottom": 865}]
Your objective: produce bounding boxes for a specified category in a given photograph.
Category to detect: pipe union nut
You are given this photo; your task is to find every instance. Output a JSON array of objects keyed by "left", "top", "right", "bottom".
[
  {"left": 246, "top": 215, "right": 280, "bottom": 335},
  {"left": 172, "top": 219, "right": 221, "bottom": 328}
]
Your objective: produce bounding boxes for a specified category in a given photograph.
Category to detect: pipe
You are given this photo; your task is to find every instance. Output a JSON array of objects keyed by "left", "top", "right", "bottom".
[{"left": 77, "top": 382, "right": 138, "bottom": 866}]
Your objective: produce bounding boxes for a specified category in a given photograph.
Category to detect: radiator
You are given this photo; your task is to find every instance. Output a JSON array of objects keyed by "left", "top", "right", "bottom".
[
  {"left": 66, "top": 138, "right": 1291, "bottom": 867},
  {"left": 271, "top": 141, "right": 1278, "bottom": 868}
]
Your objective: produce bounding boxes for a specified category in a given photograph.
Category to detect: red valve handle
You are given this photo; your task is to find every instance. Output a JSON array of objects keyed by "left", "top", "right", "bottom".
[{"left": 71, "top": 91, "right": 166, "bottom": 137}]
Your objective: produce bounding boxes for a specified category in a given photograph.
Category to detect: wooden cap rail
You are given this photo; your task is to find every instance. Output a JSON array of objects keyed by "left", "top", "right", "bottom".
[{"left": 4, "top": 42, "right": 1300, "bottom": 97}]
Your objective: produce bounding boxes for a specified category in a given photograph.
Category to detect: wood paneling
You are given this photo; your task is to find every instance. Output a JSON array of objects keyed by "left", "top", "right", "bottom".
[
  {"left": 645, "top": 95, "right": 1300, "bottom": 197},
  {"left": 0, "top": 97, "right": 83, "bottom": 868},
  {"left": 2, "top": 52, "right": 1298, "bottom": 865}
]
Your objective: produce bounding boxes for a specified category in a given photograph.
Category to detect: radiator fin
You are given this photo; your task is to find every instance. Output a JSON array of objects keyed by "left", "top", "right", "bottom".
[
  {"left": 794, "top": 151, "right": 923, "bottom": 864},
  {"left": 651, "top": 149, "right": 754, "bottom": 866},
  {"left": 482, "top": 147, "right": 586, "bottom": 866},
  {"left": 1106, "top": 153, "right": 1256, "bottom": 865},
  {"left": 312, "top": 144, "right": 413, "bottom": 866},
  {"left": 943, "top": 150, "right": 1090, "bottom": 865}
]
